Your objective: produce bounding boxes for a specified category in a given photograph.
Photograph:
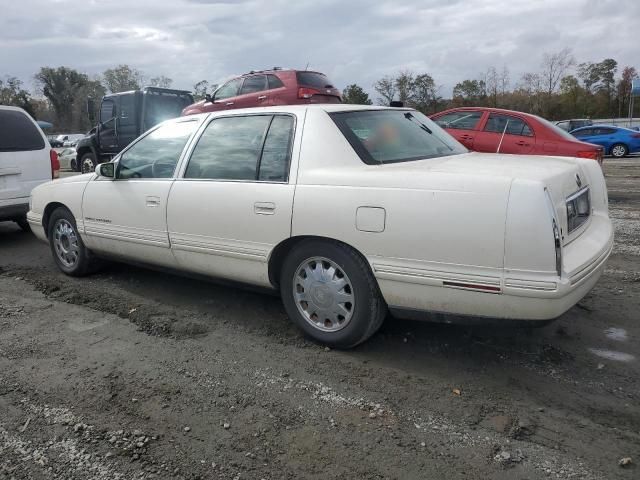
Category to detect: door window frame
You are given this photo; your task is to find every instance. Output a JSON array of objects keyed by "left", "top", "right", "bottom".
[
  {"left": 481, "top": 113, "right": 534, "bottom": 137},
  {"left": 176, "top": 112, "right": 297, "bottom": 185}
]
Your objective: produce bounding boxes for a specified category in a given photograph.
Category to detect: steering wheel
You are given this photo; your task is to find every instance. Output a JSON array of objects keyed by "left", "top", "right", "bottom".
[{"left": 151, "top": 158, "right": 176, "bottom": 178}]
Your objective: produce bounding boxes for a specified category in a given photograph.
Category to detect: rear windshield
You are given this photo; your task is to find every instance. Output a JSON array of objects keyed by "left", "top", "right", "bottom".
[
  {"left": 143, "top": 92, "right": 194, "bottom": 131},
  {"left": 0, "top": 110, "right": 45, "bottom": 152},
  {"left": 535, "top": 115, "right": 580, "bottom": 141},
  {"left": 330, "top": 110, "right": 467, "bottom": 164},
  {"left": 296, "top": 72, "right": 335, "bottom": 89}
]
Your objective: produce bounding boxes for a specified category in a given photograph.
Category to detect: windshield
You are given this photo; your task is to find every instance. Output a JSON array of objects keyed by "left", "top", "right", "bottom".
[
  {"left": 330, "top": 109, "right": 467, "bottom": 164},
  {"left": 296, "top": 71, "right": 335, "bottom": 89},
  {"left": 535, "top": 115, "right": 580, "bottom": 141}
]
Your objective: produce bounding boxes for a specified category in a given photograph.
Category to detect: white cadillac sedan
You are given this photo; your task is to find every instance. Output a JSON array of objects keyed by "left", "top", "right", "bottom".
[{"left": 28, "top": 105, "right": 613, "bottom": 348}]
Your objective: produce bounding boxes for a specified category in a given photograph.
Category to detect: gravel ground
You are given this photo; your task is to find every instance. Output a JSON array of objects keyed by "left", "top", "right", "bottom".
[{"left": 1, "top": 159, "right": 639, "bottom": 479}]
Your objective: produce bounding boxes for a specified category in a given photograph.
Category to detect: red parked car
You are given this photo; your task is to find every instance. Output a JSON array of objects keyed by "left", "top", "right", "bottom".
[
  {"left": 182, "top": 69, "right": 342, "bottom": 116},
  {"left": 431, "top": 107, "right": 603, "bottom": 164}
]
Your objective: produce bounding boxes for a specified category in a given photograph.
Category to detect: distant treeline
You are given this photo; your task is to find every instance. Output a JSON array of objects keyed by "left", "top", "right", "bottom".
[{"left": 1, "top": 48, "right": 637, "bottom": 131}]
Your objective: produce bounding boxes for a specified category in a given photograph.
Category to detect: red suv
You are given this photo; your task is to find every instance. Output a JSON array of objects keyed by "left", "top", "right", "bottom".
[
  {"left": 431, "top": 107, "right": 603, "bottom": 164},
  {"left": 182, "top": 69, "right": 341, "bottom": 115}
]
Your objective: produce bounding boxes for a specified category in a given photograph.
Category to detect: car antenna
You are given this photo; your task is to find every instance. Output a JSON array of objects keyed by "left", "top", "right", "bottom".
[
  {"left": 305, "top": 62, "right": 310, "bottom": 70},
  {"left": 496, "top": 119, "right": 510, "bottom": 154}
]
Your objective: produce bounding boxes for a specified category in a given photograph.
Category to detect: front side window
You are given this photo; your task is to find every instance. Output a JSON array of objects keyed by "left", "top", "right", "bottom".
[
  {"left": 572, "top": 128, "right": 593, "bottom": 137},
  {"left": 0, "top": 110, "right": 45, "bottom": 152},
  {"left": 595, "top": 127, "right": 616, "bottom": 135},
  {"left": 331, "top": 110, "right": 467, "bottom": 165},
  {"left": 100, "top": 100, "right": 115, "bottom": 124},
  {"left": 240, "top": 75, "right": 267, "bottom": 95},
  {"left": 117, "top": 121, "right": 197, "bottom": 179},
  {"left": 433, "top": 111, "right": 482, "bottom": 130},
  {"left": 185, "top": 114, "right": 295, "bottom": 181},
  {"left": 484, "top": 114, "right": 533, "bottom": 136},
  {"left": 214, "top": 78, "right": 242, "bottom": 101}
]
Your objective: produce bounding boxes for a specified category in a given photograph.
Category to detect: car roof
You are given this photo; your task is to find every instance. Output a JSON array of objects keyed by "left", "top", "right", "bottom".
[
  {"left": 178, "top": 104, "right": 403, "bottom": 122},
  {"left": 0, "top": 105, "right": 28, "bottom": 112},
  {"left": 437, "top": 106, "right": 543, "bottom": 120}
]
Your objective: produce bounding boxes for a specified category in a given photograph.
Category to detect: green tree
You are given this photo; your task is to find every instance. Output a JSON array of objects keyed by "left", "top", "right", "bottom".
[
  {"left": 193, "top": 80, "right": 211, "bottom": 101},
  {"left": 102, "top": 64, "right": 143, "bottom": 93},
  {"left": 452, "top": 79, "right": 486, "bottom": 106},
  {"left": 342, "top": 84, "right": 372, "bottom": 105},
  {"left": 412, "top": 73, "right": 439, "bottom": 113},
  {"left": 0, "top": 76, "right": 35, "bottom": 116},
  {"left": 34, "top": 66, "right": 90, "bottom": 129}
]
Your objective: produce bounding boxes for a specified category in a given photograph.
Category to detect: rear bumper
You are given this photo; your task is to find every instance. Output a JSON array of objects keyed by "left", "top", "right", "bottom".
[
  {"left": 0, "top": 202, "right": 28, "bottom": 222},
  {"left": 377, "top": 215, "right": 613, "bottom": 323}
]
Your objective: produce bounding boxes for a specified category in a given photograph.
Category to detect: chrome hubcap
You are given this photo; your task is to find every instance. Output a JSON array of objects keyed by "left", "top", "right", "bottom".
[
  {"left": 293, "top": 257, "right": 354, "bottom": 332},
  {"left": 612, "top": 145, "right": 625, "bottom": 157},
  {"left": 82, "top": 158, "right": 95, "bottom": 173},
  {"left": 53, "top": 219, "right": 80, "bottom": 267}
]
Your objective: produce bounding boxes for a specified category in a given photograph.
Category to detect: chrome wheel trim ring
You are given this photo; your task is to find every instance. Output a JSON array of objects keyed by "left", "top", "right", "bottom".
[
  {"left": 53, "top": 219, "right": 80, "bottom": 268},
  {"left": 292, "top": 256, "right": 355, "bottom": 333}
]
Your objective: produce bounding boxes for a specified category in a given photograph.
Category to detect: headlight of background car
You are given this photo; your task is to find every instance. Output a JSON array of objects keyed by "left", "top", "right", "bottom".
[{"left": 566, "top": 188, "right": 590, "bottom": 233}]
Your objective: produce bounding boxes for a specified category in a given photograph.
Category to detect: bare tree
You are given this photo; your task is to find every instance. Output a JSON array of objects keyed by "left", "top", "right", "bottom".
[
  {"left": 373, "top": 76, "right": 396, "bottom": 105},
  {"left": 484, "top": 67, "right": 499, "bottom": 107},
  {"left": 541, "top": 48, "right": 576, "bottom": 96}
]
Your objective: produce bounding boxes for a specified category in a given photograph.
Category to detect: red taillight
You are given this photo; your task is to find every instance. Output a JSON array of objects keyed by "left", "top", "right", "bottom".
[
  {"left": 298, "top": 87, "right": 321, "bottom": 99},
  {"left": 576, "top": 149, "right": 603, "bottom": 165},
  {"left": 50, "top": 150, "right": 60, "bottom": 179}
]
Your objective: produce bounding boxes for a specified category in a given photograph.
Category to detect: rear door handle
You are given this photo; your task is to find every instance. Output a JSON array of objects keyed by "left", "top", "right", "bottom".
[
  {"left": 254, "top": 202, "right": 275, "bottom": 215},
  {"left": 257, "top": 95, "right": 267, "bottom": 100},
  {"left": 225, "top": 102, "right": 235, "bottom": 106},
  {"left": 146, "top": 196, "right": 160, "bottom": 207},
  {"left": 516, "top": 141, "right": 530, "bottom": 146},
  {"left": 460, "top": 135, "right": 473, "bottom": 140}
]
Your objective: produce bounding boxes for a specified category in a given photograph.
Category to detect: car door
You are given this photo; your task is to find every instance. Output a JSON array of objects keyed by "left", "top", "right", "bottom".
[
  {"left": 207, "top": 78, "right": 243, "bottom": 111},
  {"left": 233, "top": 75, "right": 270, "bottom": 109},
  {"left": 167, "top": 113, "right": 298, "bottom": 287},
  {"left": 115, "top": 93, "right": 139, "bottom": 151},
  {"left": 432, "top": 110, "right": 484, "bottom": 149},
  {"left": 571, "top": 127, "right": 597, "bottom": 144},
  {"left": 97, "top": 98, "right": 118, "bottom": 153},
  {"left": 474, "top": 113, "right": 535, "bottom": 154},
  {"left": 81, "top": 118, "right": 200, "bottom": 267}
]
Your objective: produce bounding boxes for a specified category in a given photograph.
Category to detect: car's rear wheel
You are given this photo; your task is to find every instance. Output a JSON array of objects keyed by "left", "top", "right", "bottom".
[
  {"left": 48, "top": 207, "right": 98, "bottom": 276},
  {"left": 80, "top": 152, "right": 96, "bottom": 173},
  {"left": 70, "top": 158, "right": 77, "bottom": 171},
  {"left": 280, "top": 240, "right": 386, "bottom": 348},
  {"left": 610, "top": 143, "right": 628, "bottom": 158}
]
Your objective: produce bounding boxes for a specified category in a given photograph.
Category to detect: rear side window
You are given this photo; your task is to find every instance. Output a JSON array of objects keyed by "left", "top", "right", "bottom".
[
  {"left": 331, "top": 110, "right": 467, "bottom": 165},
  {"left": 296, "top": 72, "right": 335, "bottom": 89},
  {"left": 572, "top": 128, "right": 593, "bottom": 137},
  {"left": 185, "top": 114, "right": 294, "bottom": 181},
  {"left": 484, "top": 114, "right": 533, "bottom": 136},
  {"left": 0, "top": 110, "right": 45, "bottom": 152},
  {"left": 433, "top": 111, "right": 482, "bottom": 130},
  {"left": 240, "top": 75, "right": 267, "bottom": 95},
  {"left": 595, "top": 127, "right": 616, "bottom": 135},
  {"left": 267, "top": 74, "right": 285, "bottom": 89}
]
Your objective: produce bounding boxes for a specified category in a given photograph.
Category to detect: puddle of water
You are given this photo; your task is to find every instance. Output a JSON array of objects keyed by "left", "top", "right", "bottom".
[
  {"left": 589, "top": 348, "right": 635, "bottom": 363},
  {"left": 604, "top": 327, "right": 628, "bottom": 342}
]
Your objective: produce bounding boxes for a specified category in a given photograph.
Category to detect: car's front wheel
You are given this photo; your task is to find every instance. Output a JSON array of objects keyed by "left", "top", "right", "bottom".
[
  {"left": 80, "top": 152, "right": 96, "bottom": 173},
  {"left": 48, "top": 207, "right": 98, "bottom": 276},
  {"left": 610, "top": 143, "right": 628, "bottom": 158},
  {"left": 280, "top": 240, "right": 387, "bottom": 348}
]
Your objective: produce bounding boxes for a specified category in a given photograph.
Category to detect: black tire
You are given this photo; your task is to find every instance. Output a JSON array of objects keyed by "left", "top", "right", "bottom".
[
  {"left": 70, "top": 158, "right": 77, "bottom": 171},
  {"left": 47, "top": 207, "right": 99, "bottom": 276},
  {"left": 15, "top": 217, "right": 31, "bottom": 233},
  {"left": 610, "top": 143, "right": 628, "bottom": 158},
  {"left": 280, "top": 240, "right": 387, "bottom": 348},
  {"left": 80, "top": 152, "right": 96, "bottom": 173}
]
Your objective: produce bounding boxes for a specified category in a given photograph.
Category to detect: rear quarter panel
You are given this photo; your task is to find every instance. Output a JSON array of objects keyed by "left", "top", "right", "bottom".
[{"left": 291, "top": 109, "right": 512, "bottom": 305}]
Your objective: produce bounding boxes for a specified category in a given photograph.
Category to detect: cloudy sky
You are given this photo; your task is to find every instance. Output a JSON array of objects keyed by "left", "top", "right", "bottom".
[{"left": 1, "top": 0, "right": 638, "bottom": 100}]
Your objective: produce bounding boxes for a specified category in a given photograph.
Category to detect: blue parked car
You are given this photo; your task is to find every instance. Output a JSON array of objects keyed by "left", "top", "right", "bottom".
[{"left": 570, "top": 125, "right": 640, "bottom": 158}]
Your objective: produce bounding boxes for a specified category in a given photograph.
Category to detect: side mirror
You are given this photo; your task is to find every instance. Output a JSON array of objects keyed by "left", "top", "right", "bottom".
[
  {"left": 205, "top": 93, "right": 213, "bottom": 103},
  {"left": 96, "top": 162, "right": 115, "bottom": 179}
]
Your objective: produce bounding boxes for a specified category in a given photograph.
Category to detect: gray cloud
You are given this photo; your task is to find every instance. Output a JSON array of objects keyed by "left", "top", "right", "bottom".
[{"left": 0, "top": 0, "right": 638, "bottom": 99}]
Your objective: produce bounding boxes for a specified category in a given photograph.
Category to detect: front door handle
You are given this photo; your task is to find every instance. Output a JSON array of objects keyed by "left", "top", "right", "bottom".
[
  {"left": 254, "top": 202, "right": 275, "bottom": 215},
  {"left": 225, "top": 102, "right": 235, "bottom": 106},
  {"left": 146, "top": 196, "right": 160, "bottom": 207},
  {"left": 257, "top": 95, "right": 267, "bottom": 100},
  {"left": 515, "top": 141, "right": 530, "bottom": 146}
]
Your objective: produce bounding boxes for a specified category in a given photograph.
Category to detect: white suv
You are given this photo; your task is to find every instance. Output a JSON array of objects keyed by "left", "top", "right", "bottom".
[{"left": 0, "top": 106, "right": 59, "bottom": 231}]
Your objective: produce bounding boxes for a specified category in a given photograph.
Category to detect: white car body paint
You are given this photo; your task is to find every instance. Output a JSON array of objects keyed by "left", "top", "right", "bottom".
[{"left": 28, "top": 105, "right": 613, "bottom": 323}]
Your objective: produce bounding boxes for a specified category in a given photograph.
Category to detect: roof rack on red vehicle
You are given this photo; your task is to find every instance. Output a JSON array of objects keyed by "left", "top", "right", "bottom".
[{"left": 247, "top": 67, "right": 283, "bottom": 75}]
